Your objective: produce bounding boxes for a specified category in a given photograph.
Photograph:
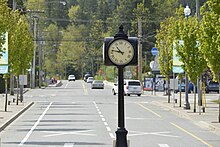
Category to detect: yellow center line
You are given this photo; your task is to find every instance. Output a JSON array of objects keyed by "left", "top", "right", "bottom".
[
  {"left": 170, "top": 122, "right": 213, "bottom": 147},
  {"left": 81, "top": 82, "right": 88, "bottom": 95},
  {"left": 137, "top": 103, "right": 161, "bottom": 118}
]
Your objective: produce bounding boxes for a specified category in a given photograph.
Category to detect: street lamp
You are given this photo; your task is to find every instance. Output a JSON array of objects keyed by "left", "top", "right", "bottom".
[
  {"left": 184, "top": 5, "right": 191, "bottom": 19},
  {"left": 183, "top": 5, "right": 191, "bottom": 110}
]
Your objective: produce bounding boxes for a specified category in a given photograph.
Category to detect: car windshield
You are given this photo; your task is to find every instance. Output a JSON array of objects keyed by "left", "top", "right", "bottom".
[
  {"left": 94, "top": 81, "right": 103, "bottom": 83},
  {"left": 69, "top": 75, "right": 75, "bottom": 78},
  {"left": 128, "top": 81, "right": 140, "bottom": 86},
  {"left": 209, "top": 81, "right": 218, "bottom": 85}
]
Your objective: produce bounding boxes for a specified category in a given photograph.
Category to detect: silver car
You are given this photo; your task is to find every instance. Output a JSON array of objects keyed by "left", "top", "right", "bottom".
[{"left": 91, "top": 80, "right": 104, "bottom": 89}]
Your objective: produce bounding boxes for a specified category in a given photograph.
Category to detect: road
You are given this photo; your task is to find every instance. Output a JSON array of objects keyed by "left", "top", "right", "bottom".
[{"left": 0, "top": 80, "right": 219, "bottom": 147}]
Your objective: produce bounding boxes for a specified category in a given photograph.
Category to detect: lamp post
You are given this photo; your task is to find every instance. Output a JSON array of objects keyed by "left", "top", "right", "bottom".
[
  {"left": 183, "top": 5, "right": 191, "bottom": 110},
  {"left": 184, "top": 5, "right": 191, "bottom": 19}
]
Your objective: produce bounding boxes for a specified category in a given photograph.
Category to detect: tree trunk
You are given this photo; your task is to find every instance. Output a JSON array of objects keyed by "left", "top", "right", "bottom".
[
  {"left": 218, "top": 82, "right": 220, "bottom": 123},
  {"left": 168, "top": 78, "right": 170, "bottom": 103},
  {"left": 194, "top": 83, "right": 196, "bottom": 113},
  {"left": 10, "top": 73, "right": 14, "bottom": 95},
  {"left": 179, "top": 82, "right": 182, "bottom": 107}
]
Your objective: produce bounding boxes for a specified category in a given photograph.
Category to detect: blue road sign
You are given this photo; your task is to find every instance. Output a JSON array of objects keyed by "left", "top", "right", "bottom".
[{"left": 151, "top": 47, "right": 158, "bottom": 55}]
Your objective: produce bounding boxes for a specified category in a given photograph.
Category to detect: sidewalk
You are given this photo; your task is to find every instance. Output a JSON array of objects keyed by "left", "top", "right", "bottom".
[
  {"left": 0, "top": 80, "right": 62, "bottom": 132},
  {"left": 0, "top": 93, "right": 34, "bottom": 132},
  {"left": 144, "top": 91, "right": 220, "bottom": 134}
]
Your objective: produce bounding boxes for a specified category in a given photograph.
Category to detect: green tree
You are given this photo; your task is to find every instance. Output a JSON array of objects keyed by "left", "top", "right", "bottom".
[
  {"left": 200, "top": 0, "right": 220, "bottom": 82},
  {"left": 175, "top": 7, "right": 207, "bottom": 112},
  {"left": 200, "top": 0, "right": 220, "bottom": 122},
  {"left": 156, "top": 17, "right": 177, "bottom": 103},
  {"left": 152, "top": 0, "right": 179, "bottom": 19},
  {"left": 56, "top": 25, "right": 85, "bottom": 78},
  {"left": 9, "top": 14, "right": 34, "bottom": 75},
  {"left": 43, "top": 24, "right": 62, "bottom": 77},
  {"left": 0, "top": 0, "right": 11, "bottom": 56}
]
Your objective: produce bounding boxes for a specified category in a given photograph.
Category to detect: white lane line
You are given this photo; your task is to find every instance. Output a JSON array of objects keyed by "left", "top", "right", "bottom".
[
  {"left": 19, "top": 102, "right": 52, "bottom": 146},
  {"left": 93, "top": 101, "right": 114, "bottom": 139},
  {"left": 106, "top": 127, "right": 111, "bottom": 131},
  {"left": 109, "top": 133, "right": 115, "bottom": 139},
  {"left": 64, "top": 143, "right": 75, "bottom": 147},
  {"left": 65, "top": 82, "right": 69, "bottom": 88},
  {"left": 43, "top": 130, "right": 96, "bottom": 137},
  {"left": 158, "top": 144, "right": 170, "bottom": 147}
]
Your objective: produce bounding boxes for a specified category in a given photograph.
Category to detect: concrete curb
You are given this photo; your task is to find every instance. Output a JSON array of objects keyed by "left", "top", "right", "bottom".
[
  {"left": 152, "top": 101, "right": 191, "bottom": 120},
  {"left": 0, "top": 102, "right": 34, "bottom": 132},
  {"left": 198, "top": 121, "right": 220, "bottom": 134},
  {"left": 152, "top": 100, "right": 220, "bottom": 134}
]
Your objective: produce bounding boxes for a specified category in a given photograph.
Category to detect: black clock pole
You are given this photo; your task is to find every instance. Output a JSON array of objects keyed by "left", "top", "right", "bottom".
[
  {"left": 115, "top": 25, "right": 128, "bottom": 147},
  {"left": 104, "top": 24, "right": 138, "bottom": 147},
  {"left": 116, "top": 66, "right": 128, "bottom": 147}
]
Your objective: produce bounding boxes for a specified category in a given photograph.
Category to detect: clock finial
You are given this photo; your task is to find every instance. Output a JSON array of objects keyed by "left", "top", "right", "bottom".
[{"left": 114, "top": 24, "right": 128, "bottom": 38}]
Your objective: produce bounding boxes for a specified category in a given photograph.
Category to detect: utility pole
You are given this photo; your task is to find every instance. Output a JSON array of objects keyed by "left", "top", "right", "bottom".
[
  {"left": 39, "top": 40, "right": 42, "bottom": 88},
  {"left": 10, "top": 0, "right": 17, "bottom": 95},
  {"left": 32, "top": 16, "right": 37, "bottom": 89},
  {"left": 196, "top": 0, "right": 204, "bottom": 113},
  {"left": 138, "top": 18, "right": 142, "bottom": 88}
]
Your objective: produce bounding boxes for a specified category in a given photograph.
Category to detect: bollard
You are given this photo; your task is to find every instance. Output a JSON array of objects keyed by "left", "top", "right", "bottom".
[
  {"left": 175, "top": 99, "right": 177, "bottom": 103},
  {"left": 8, "top": 101, "right": 10, "bottom": 105},
  {"left": 13, "top": 98, "right": 15, "bottom": 103}
]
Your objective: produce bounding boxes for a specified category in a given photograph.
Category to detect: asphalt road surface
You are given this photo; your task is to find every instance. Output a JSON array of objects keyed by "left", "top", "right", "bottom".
[{"left": 0, "top": 80, "right": 219, "bottom": 147}]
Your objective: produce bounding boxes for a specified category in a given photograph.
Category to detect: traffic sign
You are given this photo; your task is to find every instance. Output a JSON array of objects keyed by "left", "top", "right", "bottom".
[{"left": 151, "top": 47, "right": 158, "bottom": 56}]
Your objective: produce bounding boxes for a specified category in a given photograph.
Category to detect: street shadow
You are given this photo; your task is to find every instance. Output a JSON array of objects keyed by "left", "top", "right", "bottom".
[{"left": 2, "top": 141, "right": 107, "bottom": 146}]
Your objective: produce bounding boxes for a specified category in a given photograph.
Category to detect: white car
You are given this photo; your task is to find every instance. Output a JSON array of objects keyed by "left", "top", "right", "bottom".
[
  {"left": 68, "top": 75, "right": 75, "bottom": 81},
  {"left": 112, "top": 79, "right": 142, "bottom": 96},
  {"left": 87, "top": 77, "right": 94, "bottom": 83}
]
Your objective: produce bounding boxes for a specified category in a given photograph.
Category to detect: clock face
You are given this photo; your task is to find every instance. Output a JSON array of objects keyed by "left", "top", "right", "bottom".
[{"left": 108, "top": 39, "right": 134, "bottom": 66}]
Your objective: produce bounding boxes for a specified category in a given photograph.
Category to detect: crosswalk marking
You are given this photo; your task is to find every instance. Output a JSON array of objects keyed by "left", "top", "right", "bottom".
[
  {"left": 158, "top": 144, "right": 170, "bottom": 147},
  {"left": 64, "top": 143, "right": 75, "bottom": 147}
]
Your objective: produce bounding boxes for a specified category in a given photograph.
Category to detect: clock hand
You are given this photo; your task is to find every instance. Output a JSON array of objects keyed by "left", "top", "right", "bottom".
[
  {"left": 116, "top": 47, "right": 124, "bottom": 55},
  {"left": 111, "top": 50, "right": 122, "bottom": 53}
]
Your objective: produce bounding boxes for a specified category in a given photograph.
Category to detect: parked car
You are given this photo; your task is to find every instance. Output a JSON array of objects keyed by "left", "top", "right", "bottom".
[
  {"left": 91, "top": 80, "right": 104, "bottom": 89},
  {"left": 175, "top": 80, "right": 195, "bottom": 93},
  {"left": 112, "top": 79, "right": 142, "bottom": 96},
  {"left": 68, "top": 75, "right": 75, "bottom": 81},
  {"left": 205, "top": 81, "right": 219, "bottom": 93},
  {"left": 87, "top": 77, "right": 94, "bottom": 83}
]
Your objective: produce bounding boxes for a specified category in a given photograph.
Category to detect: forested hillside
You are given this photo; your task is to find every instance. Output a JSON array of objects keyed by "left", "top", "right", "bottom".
[{"left": 14, "top": 0, "right": 206, "bottom": 79}]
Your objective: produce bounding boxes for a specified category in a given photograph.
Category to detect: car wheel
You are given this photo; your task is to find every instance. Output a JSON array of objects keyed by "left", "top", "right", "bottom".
[
  {"left": 137, "top": 94, "right": 141, "bottom": 96},
  {"left": 127, "top": 94, "right": 130, "bottom": 96}
]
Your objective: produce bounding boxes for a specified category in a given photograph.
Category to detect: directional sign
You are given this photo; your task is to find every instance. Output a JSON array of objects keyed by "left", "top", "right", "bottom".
[{"left": 151, "top": 47, "right": 158, "bottom": 56}]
